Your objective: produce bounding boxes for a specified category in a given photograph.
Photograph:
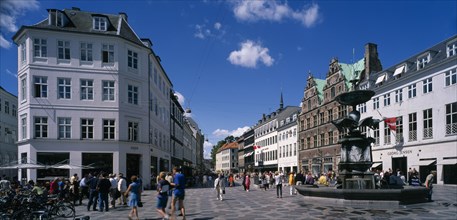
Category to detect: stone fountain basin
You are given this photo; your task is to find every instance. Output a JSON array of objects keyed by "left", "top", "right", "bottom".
[{"left": 296, "top": 185, "right": 429, "bottom": 206}]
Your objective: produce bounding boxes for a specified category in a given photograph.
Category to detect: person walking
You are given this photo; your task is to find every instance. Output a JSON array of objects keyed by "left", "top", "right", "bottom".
[
  {"left": 214, "top": 173, "right": 226, "bottom": 201},
  {"left": 289, "top": 171, "right": 296, "bottom": 195},
  {"left": 79, "top": 174, "right": 89, "bottom": 204},
  {"left": 244, "top": 172, "right": 251, "bottom": 192},
  {"left": 274, "top": 171, "right": 283, "bottom": 198},
  {"left": 87, "top": 173, "right": 99, "bottom": 211},
  {"left": 425, "top": 170, "right": 437, "bottom": 202},
  {"left": 170, "top": 167, "right": 186, "bottom": 220},
  {"left": 117, "top": 173, "right": 127, "bottom": 206},
  {"left": 156, "top": 172, "right": 170, "bottom": 220},
  {"left": 125, "top": 175, "right": 140, "bottom": 220},
  {"left": 109, "top": 174, "right": 118, "bottom": 209},
  {"left": 165, "top": 172, "right": 174, "bottom": 209},
  {"left": 97, "top": 172, "right": 111, "bottom": 212}
]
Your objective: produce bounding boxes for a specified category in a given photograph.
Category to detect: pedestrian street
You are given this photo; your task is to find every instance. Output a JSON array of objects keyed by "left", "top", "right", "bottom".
[{"left": 71, "top": 182, "right": 457, "bottom": 220}]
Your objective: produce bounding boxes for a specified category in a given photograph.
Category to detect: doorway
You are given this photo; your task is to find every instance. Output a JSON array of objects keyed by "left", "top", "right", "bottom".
[
  {"left": 392, "top": 157, "right": 407, "bottom": 177},
  {"left": 127, "top": 154, "right": 141, "bottom": 181}
]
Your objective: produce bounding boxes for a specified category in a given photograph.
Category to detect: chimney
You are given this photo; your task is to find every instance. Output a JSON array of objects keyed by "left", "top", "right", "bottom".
[
  {"left": 119, "top": 12, "right": 128, "bottom": 22},
  {"left": 363, "top": 43, "right": 382, "bottom": 81}
]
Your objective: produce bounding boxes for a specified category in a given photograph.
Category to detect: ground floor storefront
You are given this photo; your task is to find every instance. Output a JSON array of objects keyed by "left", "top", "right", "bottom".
[
  {"left": 17, "top": 141, "right": 171, "bottom": 188},
  {"left": 371, "top": 141, "right": 457, "bottom": 185}
]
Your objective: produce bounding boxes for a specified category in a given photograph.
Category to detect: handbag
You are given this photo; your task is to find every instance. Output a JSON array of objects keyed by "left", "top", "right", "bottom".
[
  {"left": 138, "top": 201, "right": 143, "bottom": 207},
  {"left": 223, "top": 189, "right": 225, "bottom": 194}
]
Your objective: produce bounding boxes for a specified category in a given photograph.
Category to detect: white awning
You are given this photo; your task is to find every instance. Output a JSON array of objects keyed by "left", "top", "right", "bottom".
[
  {"left": 375, "top": 74, "right": 386, "bottom": 84},
  {"left": 244, "top": 152, "right": 254, "bottom": 157},
  {"left": 412, "top": 160, "right": 436, "bottom": 166},
  {"left": 438, "top": 159, "right": 457, "bottom": 165},
  {"left": 393, "top": 65, "right": 405, "bottom": 76},
  {"left": 371, "top": 162, "right": 382, "bottom": 168}
]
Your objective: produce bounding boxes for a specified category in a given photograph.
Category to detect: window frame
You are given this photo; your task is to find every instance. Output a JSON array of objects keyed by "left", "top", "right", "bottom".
[
  {"left": 57, "top": 40, "right": 71, "bottom": 60},
  {"left": 408, "top": 84, "right": 417, "bottom": 99},
  {"left": 445, "top": 68, "right": 457, "bottom": 86},
  {"left": 80, "top": 42, "right": 93, "bottom": 62},
  {"left": 81, "top": 118, "right": 94, "bottom": 139},
  {"left": 34, "top": 76, "right": 48, "bottom": 98},
  {"left": 103, "top": 119, "right": 115, "bottom": 140},
  {"left": 93, "top": 17, "right": 108, "bottom": 31},
  {"left": 102, "top": 80, "right": 115, "bottom": 101},
  {"left": 423, "top": 77, "right": 433, "bottom": 94},
  {"left": 80, "top": 79, "right": 94, "bottom": 100},
  {"left": 127, "top": 50, "right": 138, "bottom": 69},
  {"left": 34, "top": 116, "right": 48, "bottom": 138},
  {"left": 58, "top": 78, "right": 71, "bottom": 99},
  {"left": 33, "top": 38, "right": 47, "bottom": 58},
  {"left": 58, "top": 117, "right": 71, "bottom": 139}
]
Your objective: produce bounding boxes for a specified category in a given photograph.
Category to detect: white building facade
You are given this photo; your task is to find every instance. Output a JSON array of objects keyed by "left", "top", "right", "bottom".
[
  {"left": 0, "top": 87, "right": 18, "bottom": 178},
  {"left": 13, "top": 8, "right": 174, "bottom": 186},
  {"left": 215, "top": 142, "right": 239, "bottom": 173},
  {"left": 277, "top": 110, "right": 300, "bottom": 173},
  {"left": 359, "top": 35, "right": 457, "bottom": 184}
]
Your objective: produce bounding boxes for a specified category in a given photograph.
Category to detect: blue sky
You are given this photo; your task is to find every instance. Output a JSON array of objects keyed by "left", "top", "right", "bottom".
[{"left": 0, "top": 0, "right": 456, "bottom": 158}]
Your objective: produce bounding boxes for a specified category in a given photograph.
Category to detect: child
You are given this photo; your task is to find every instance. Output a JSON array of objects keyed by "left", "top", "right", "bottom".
[{"left": 156, "top": 172, "right": 170, "bottom": 219}]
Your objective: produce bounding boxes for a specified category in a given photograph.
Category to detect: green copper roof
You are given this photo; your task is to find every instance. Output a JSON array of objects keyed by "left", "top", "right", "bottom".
[
  {"left": 315, "top": 78, "right": 326, "bottom": 102},
  {"left": 339, "top": 58, "right": 365, "bottom": 90}
]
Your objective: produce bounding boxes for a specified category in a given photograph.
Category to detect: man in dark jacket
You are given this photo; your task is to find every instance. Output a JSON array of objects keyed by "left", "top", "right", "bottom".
[
  {"left": 97, "top": 172, "right": 112, "bottom": 212},
  {"left": 87, "top": 173, "right": 99, "bottom": 211}
]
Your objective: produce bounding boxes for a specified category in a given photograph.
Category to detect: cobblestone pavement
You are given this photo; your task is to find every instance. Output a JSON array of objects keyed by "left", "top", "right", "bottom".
[{"left": 72, "top": 182, "right": 457, "bottom": 220}]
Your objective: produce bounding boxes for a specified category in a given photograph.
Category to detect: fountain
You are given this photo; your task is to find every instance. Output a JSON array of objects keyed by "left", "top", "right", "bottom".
[{"left": 295, "top": 80, "right": 429, "bottom": 205}]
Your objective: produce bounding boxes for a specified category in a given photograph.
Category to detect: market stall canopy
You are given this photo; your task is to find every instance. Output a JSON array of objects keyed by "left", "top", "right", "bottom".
[{"left": 0, "top": 162, "right": 46, "bottom": 170}]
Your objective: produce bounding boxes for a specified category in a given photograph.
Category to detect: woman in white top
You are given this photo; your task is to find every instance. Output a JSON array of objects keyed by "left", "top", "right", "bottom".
[{"left": 214, "top": 173, "right": 226, "bottom": 201}]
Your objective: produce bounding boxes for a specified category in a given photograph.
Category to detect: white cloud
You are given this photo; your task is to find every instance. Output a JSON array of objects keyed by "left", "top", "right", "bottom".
[
  {"left": 227, "top": 40, "right": 274, "bottom": 68},
  {"left": 193, "top": 22, "right": 225, "bottom": 40},
  {"left": 297, "top": 46, "right": 302, "bottom": 51},
  {"left": 232, "top": 0, "right": 319, "bottom": 28},
  {"left": 174, "top": 91, "right": 185, "bottom": 106},
  {"left": 5, "top": 69, "right": 17, "bottom": 78},
  {"left": 214, "top": 22, "right": 221, "bottom": 30},
  {"left": 0, "top": 0, "right": 39, "bottom": 49},
  {"left": 203, "top": 141, "right": 213, "bottom": 159},
  {"left": 212, "top": 126, "right": 250, "bottom": 138},
  {"left": 0, "top": 35, "right": 12, "bottom": 49}
]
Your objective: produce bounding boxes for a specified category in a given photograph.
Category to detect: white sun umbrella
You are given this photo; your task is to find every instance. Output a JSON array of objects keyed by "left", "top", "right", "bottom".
[
  {"left": 0, "top": 163, "right": 46, "bottom": 170},
  {"left": 51, "top": 164, "right": 95, "bottom": 169}
]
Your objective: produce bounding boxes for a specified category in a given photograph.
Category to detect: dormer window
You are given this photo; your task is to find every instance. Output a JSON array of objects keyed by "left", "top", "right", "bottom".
[
  {"left": 48, "top": 10, "right": 66, "bottom": 27},
  {"left": 447, "top": 41, "right": 457, "bottom": 57},
  {"left": 393, "top": 65, "right": 406, "bottom": 78},
  {"left": 93, "top": 17, "right": 108, "bottom": 31},
  {"left": 417, "top": 53, "right": 430, "bottom": 70},
  {"left": 375, "top": 74, "right": 386, "bottom": 86}
]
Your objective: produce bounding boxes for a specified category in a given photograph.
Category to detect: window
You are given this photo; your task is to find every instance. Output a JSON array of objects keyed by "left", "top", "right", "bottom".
[
  {"left": 320, "top": 133, "right": 325, "bottom": 146},
  {"left": 21, "top": 42, "right": 26, "bottom": 63},
  {"left": 4, "top": 101, "right": 9, "bottom": 114},
  {"left": 306, "top": 137, "right": 311, "bottom": 149},
  {"left": 58, "top": 117, "right": 71, "bottom": 139},
  {"left": 358, "top": 103, "right": 366, "bottom": 113},
  {"left": 445, "top": 68, "right": 457, "bottom": 86},
  {"left": 103, "top": 119, "right": 115, "bottom": 140},
  {"left": 306, "top": 118, "right": 310, "bottom": 129},
  {"left": 102, "top": 44, "right": 114, "bottom": 63},
  {"left": 328, "top": 109, "right": 333, "bottom": 121},
  {"left": 423, "top": 78, "right": 433, "bottom": 94},
  {"left": 80, "top": 42, "right": 93, "bottom": 61},
  {"left": 331, "top": 87, "right": 335, "bottom": 98},
  {"left": 446, "top": 102, "right": 457, "bottom": 135},
  {"left": 313, "top": 135, "right": 317, "bottom": 148},
  {"left": 408, "top": 84, "right": 416, "bottom": 98},
  {"left": 307, "top": 99, "right": 311, "bottom": 111},
  {"left": 34, "top": 76, "right": 47, "bottom": 98},
  {"left": 21, "top": 115, "right": 27, "bottom": 140},
  {"left": 447, "top": 42, "right": 457, "bottom": 57},
  {"left": 49, "top": 10, "right": 64, "bottom": 27},
  {"left": 81, "top": 119, "right": 94, "bottom": 139},
  {"left": 417, "top": 54, "right": 429, "bottom": 70},
  {"left": 396, "top": 117, "right": 403, "bottom": 143},
  {"left": 128, "top": 121, "right": 139, "bottom": 141},
  {"left": 373, "top": 97, "right": 379, "bottom": 110},
  {"left": 395, "top": 89, "right": 403, "bottom": 103},
  {"left": 58, "top": 78, "right": 71, "bottom": 99},
  {"left": 102, "top": 80, "right": 115, "bottom": 101},
  {"left": 33, "top": 38, "right": 47, "bottom": 57},
  {"left": 384, "top": 121, "right": 391, "bottom": 145},
  {"left": 80, "top": 79, "right": 93, "bottom": 100},
  {"left": 128, "top": 50, "right": 138, "bottom": 69},
  {"left": 313, "top": 115, "right": 317, "bottom": 127},
  {"left": 383, "top": 93, "right": 391, "bottom": 106},
  {"left": 409, "top": 113, "right": 417, "bottom": 141},
  {"left": 93, "top": 17, "right": 107, "bottom": 31},
  {"left": 319, "top": 112, "right": 324, "bottom": 124},
  {"left": 21, "top": 78, "right": 27, "bottom": 102},
  {"left": 423, "top": 109, "right": 433, "bottom": 139},
  {"left": 57, "top": 40, "right": 70, "bottom": 60},
  {"left": 328, "top": 131, "right": 333, "bottom": 145},
  {"left": 373, "top": 128, "right": 380, "bottom": 146},
  {"left": 34, "top": 117, "right": 48, "bottom": 138},
  {"left": 12, "top": 105, "right": 16, "bottom": 117},
  {"left": 128, "top": 85, "right": 138, "bottom": 105}
]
